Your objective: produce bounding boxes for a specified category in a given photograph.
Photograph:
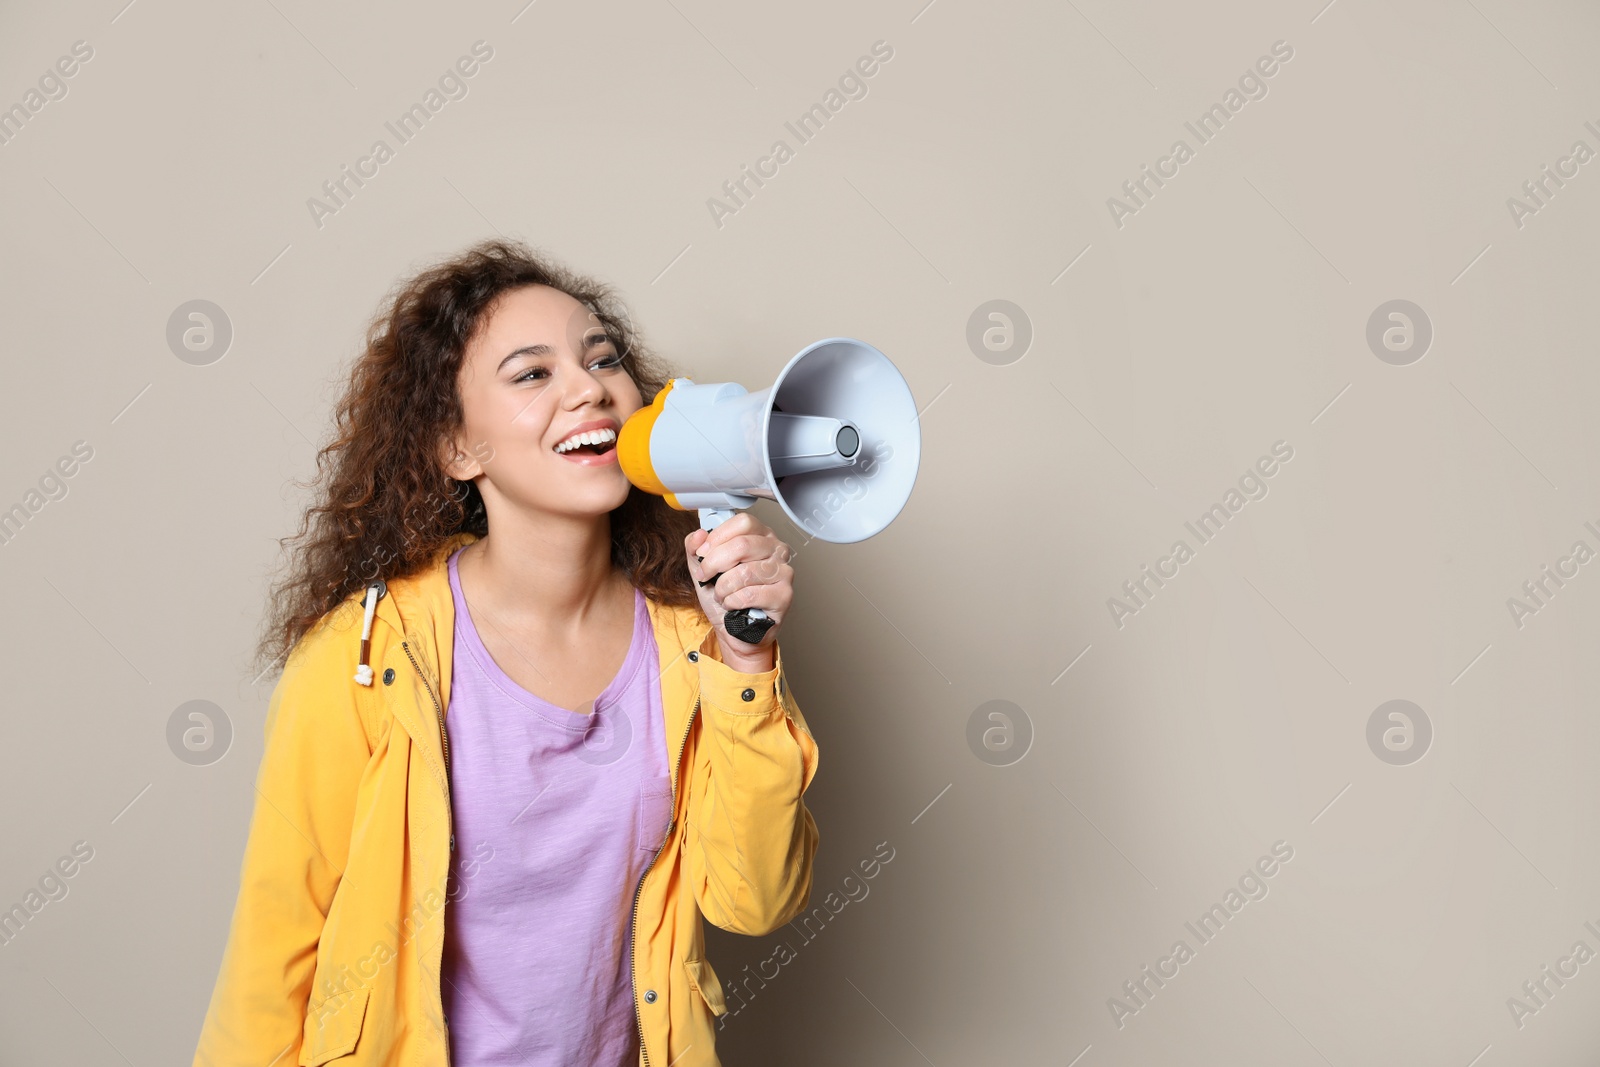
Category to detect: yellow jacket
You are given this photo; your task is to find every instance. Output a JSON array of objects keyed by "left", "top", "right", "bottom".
[{"left": 194, "top": 531, "right": 820, "bottom": 1066}]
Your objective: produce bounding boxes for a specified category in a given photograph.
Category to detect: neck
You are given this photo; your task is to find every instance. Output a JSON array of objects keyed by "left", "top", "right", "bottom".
[{"left": 462, "top": 509, "right": 622, "bottom": 629}]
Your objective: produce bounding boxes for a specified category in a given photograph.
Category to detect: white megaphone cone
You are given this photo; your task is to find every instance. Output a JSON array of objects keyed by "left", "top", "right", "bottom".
[{"left": 617, "top": 337, "right": 921, "bottom": 645}]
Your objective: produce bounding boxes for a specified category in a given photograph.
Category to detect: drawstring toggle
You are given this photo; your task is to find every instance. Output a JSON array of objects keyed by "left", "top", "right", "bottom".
[{"left": 353, "top": 580, "right": 386, "bottom": 686}]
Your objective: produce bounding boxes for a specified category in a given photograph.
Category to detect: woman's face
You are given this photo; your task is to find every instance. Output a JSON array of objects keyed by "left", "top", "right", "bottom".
[{"left": 447, "top": 283, "right": 642, "bottom": 520}]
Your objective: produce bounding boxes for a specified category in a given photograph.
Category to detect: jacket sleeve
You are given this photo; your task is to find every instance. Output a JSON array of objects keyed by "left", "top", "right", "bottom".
[
  {"left": 683, "top": 632, "right": 821, "bottom": 937},
  {"left": 193, "top": 615, "right": 372, "bottom": 1066}
]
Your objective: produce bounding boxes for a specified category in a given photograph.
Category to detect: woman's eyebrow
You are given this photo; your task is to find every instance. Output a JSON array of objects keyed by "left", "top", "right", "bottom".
[
  {"left": 497, "top": 344, "right": 551, "bottom": 372},
  {"left": 496, "top": 332, "right": 613, "bottom": 373}
]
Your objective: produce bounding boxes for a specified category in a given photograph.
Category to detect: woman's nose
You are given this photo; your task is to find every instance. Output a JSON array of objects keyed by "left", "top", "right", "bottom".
[{"left": 562, "top": 363, "right": 607, "bottom": 405}]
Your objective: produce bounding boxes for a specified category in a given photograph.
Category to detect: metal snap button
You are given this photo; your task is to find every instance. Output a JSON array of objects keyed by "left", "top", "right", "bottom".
[
  {"left": 383, "top": 668, "right": 395, "bottom": 685},
  {"left": 741, "top": 688, "right": 756, "bottom": 702},
  {"left": 644, "top": 989, "right": 657, "bottom": 1003},
  {"left": 687, "top": 651, "right": 699, "bottom": 662}
]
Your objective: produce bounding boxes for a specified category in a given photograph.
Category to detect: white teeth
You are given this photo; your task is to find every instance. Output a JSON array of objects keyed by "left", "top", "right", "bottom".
[{"left": 555, "top": 428, "right": 617, "bottom": 453}]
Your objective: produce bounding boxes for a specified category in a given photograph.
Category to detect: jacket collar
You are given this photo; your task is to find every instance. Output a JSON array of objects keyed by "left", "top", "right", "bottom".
[
  {"left": 357, "top": 530, "right": 717, "bottom": 702},
  {"left": 345, "top": 531, "right": 756, "bottom": 821}
]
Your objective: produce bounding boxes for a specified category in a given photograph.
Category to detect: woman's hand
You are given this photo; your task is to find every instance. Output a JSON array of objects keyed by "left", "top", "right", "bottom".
[{"left": 685, "top": 512, "right": 794, "bottom": 672}]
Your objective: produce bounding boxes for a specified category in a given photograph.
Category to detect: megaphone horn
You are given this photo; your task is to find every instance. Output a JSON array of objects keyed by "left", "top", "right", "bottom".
[{"left": 617, "top": 338, "right": 921, "bottom": 646}]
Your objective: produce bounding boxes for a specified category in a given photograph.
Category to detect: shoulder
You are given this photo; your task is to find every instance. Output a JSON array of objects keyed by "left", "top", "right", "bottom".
[
  {"left": 268, "top": 593, "right": 385, "bottom": 751},
  {"left": 285, "top": 594, "right": 366, "bottom": 676}
]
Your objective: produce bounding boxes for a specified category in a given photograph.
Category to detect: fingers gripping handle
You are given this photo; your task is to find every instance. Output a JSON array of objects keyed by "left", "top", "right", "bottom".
[{"left": 697, "top": 508, "right": 777, "bottom": 646}]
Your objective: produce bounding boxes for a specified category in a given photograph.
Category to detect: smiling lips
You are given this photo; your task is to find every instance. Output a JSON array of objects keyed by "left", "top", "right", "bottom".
[
  {"left": 554, "top": 427, "right": 618, "bottom": 454},
  {"left": 553, "top": 424, "right": 619, "bottom": 466}
]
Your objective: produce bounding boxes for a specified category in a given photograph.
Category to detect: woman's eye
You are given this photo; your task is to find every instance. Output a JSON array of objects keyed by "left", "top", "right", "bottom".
[{"left": 514, "top": 354, "right": 620, "bottom": 383}]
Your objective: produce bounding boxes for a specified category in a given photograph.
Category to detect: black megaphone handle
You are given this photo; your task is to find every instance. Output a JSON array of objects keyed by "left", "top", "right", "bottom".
[
  {"left": 697, "top": 562, "right": 777, "bottom": 645},
  {"left": 722, "top": 608, "right": 776, "bottom": 645}
]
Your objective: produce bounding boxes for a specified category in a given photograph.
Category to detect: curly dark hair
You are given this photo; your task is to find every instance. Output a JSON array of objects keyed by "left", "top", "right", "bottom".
[{"left": 249, "top": 238, "right": 700, "bottom": 681}]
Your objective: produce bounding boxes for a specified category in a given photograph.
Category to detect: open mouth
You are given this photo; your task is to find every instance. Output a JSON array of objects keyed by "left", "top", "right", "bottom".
[{"left": 554, "top": 429, "right": 618, "bottom": 456}]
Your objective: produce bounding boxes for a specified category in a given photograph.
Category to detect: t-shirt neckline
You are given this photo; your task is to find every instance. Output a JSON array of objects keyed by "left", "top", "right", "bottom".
[{"left": 448, "top": 546, "right": 647, "bottom": 727}]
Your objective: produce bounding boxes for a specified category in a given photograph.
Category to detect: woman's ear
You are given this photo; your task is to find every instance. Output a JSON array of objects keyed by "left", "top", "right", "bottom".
[{"left": 438, "top": 434, "right": 479, "bottom": 481}]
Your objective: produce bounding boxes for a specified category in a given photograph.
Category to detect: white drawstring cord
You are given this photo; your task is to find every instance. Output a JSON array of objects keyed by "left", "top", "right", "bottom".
[{"left": 354, "top": 584, "right": 380, "bottom": 686}]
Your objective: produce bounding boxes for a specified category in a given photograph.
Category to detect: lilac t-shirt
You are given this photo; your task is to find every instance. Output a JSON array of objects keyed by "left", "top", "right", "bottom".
[{"left": 440, "top": 547, "right": 673, "bottom": 1066}]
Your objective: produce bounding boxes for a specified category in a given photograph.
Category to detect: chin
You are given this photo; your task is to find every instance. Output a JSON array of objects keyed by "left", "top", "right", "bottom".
[{"left": 575, "top": 484, "right": 632, "bottom": 515}]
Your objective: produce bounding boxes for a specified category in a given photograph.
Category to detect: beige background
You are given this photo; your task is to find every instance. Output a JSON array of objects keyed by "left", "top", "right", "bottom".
[{"left": 3, "top": 0, "right": 1599, "bottom": 1063}]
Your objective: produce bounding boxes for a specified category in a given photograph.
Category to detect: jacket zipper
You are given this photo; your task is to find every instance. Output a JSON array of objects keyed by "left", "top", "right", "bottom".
[
  {"left": 402, "top": 641, "right": 453, "bottom": 809},
  {"left": 631, "top": 693, "right": 700, "bottom": 1067},
  {"left": 402, "top": 640, "right": 456, "bottom": 1063}
]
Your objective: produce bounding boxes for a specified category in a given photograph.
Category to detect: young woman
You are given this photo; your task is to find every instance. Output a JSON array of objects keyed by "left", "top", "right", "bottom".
[{"left": 193, "top": 240, "right": 821, "bottom": 1067}]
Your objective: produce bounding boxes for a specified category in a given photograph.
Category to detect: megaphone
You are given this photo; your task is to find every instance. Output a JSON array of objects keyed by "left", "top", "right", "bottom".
[{"left": 617, "top": 337, "right": 921, "bottom": 645}]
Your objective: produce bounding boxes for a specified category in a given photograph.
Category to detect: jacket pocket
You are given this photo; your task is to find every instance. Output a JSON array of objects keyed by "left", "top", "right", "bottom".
[
  {"left": 684, "top": 956, "right": 728, "bottom": 1017},
  {"left": 298, "top": 986, "right": 371, "bottom": 1066},
  {"left": 637, "top": 775, "right": 673, "bottom": 852}
]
